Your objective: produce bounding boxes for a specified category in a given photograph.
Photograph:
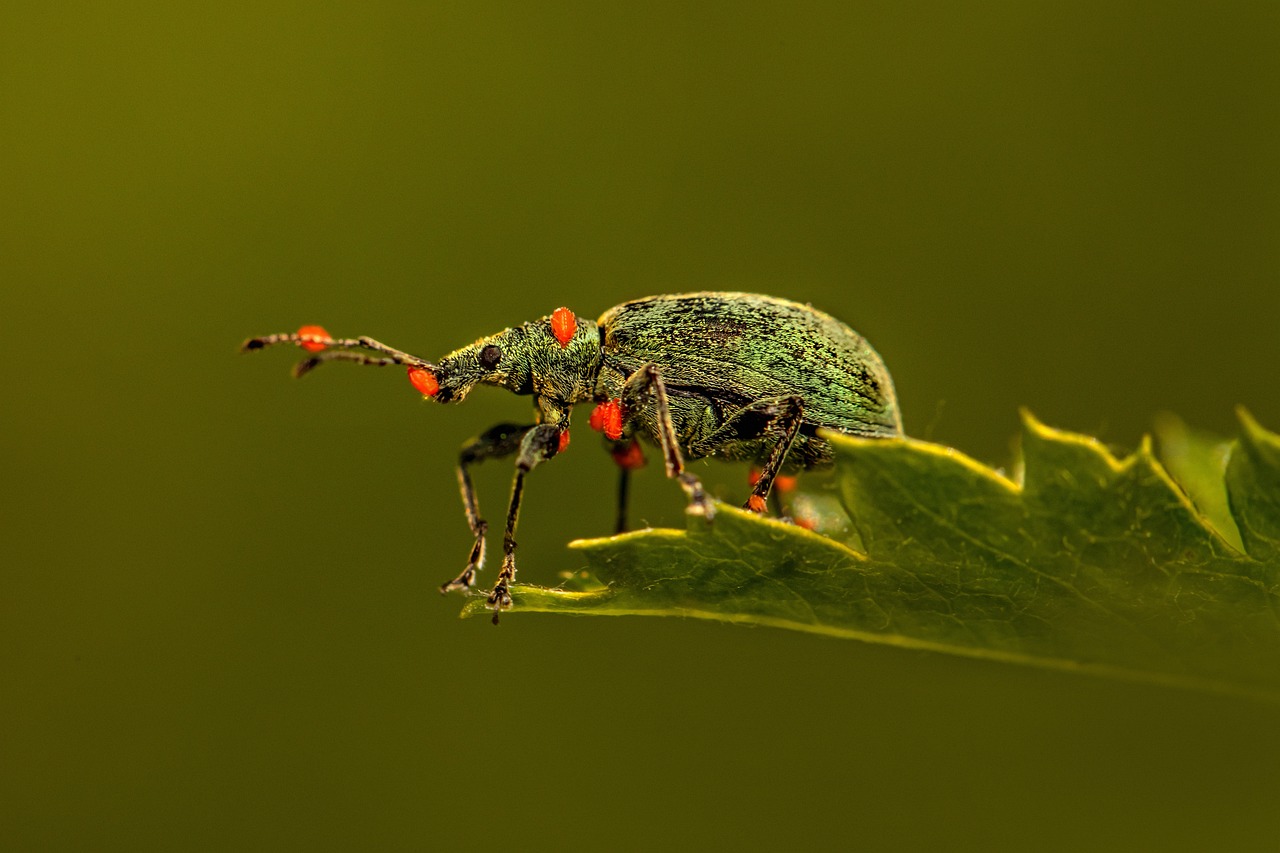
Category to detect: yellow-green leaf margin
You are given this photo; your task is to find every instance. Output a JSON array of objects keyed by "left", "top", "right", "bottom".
[{"left": 463, "top": 410, "right": 1280, "bottom": 700}]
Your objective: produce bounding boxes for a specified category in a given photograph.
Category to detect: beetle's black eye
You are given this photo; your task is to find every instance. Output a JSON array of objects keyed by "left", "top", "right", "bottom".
[{"left": 479, "top": 345, "right": 502, "bottom": 370}]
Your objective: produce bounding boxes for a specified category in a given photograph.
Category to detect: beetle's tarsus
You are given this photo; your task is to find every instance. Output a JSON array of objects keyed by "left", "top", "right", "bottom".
[
  {"left": 439, "top": 567, "right": 476, "bottom": 595},
  {"left": 440, "top": 526, "right": 486, "bottom": 595},
  {"left": 487, "top": 580, "right": 513, "bottom": 610},
  {"left": 486, "top": 556, "right": 516, "bottom": 624},
  {"left": 679, "top": 473, "right": 715, "bottom": 520}
]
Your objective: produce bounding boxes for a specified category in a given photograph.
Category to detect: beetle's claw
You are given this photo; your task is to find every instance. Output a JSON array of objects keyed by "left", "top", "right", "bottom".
[
  {"left": 679, "top": 474, "right": 716, "bottom": 521},
  {"left": 439, "top": 567, "right": 476, "bottom": 595},
  {"left": 486, "top": 579, "right": 513, "bottom": 625},
  {"left": 486, "top": 581, "right": 513, "bottom": 610}
]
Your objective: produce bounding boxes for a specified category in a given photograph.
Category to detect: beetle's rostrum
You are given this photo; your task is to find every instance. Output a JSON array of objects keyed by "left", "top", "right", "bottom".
[{"left": 243, "top": 292, "right": 903, "bottom": 622}]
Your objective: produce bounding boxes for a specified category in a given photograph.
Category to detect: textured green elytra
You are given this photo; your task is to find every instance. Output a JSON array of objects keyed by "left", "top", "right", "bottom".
[
  {"left": 595, "top": 293, "right": 902, "bottom": 469},
  {"left": 244, "top": 291, "right": 902, "bottom": 617}
]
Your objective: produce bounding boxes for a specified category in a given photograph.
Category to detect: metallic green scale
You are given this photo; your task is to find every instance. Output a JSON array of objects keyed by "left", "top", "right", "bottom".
[{"left": 593, "top": 292, "right": 902, "bottom": 471}]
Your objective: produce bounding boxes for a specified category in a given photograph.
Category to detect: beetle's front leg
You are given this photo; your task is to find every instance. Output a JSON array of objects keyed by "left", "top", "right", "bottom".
[
  {"left": 623, "top": 363, "right": 713, "bottom": 519},
  {"left": 440, "top": 423, "right": 535, "bottom": 595},
  {"left": 487, "top": 423, "right": 564, "bottom": 623}
]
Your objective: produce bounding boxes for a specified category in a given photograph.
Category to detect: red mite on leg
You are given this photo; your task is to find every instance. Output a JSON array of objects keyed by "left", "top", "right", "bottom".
[
  {"left": 747, "top": 467, "right": 799, "bottom": 517},
  {"left": 557, "top": 429, "right": 571, "bottom": 454},
  {"left": 747, "top": 468, "right": 797, "bottom": 493},
  {"left": 610, "top": 440, "right": 645, "bottom": 470},
  {"left": 589, "top": 399, "right": 625, "bottom": 441}
]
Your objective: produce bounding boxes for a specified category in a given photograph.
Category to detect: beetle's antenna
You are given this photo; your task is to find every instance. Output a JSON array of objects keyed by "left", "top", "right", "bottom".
[
  {"left": 240, "top": 328, "right": 437, "bottom": 377},
  {"left": 291, "top": 350, "right": 402, "bottom": 378}
]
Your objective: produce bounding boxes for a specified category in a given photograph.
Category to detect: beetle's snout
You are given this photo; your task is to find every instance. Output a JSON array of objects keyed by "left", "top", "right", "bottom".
[{"left": 419, "top": 356, "right": 481, "bottom": 404}]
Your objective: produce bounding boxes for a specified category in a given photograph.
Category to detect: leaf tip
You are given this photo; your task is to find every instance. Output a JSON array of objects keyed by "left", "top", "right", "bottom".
[
  {"left": 1019, "top": 409, "right": 1085, "bottom": 452},
  {"left": 1236, "top": 406, "right": 1265, "bottom": 441},
  {"left": 1235, "top": 406, "right": 1280, "bottom": 465}
]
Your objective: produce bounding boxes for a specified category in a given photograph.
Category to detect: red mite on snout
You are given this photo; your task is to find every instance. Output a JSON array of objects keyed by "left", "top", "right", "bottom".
[{"left": 407, "top": 366, "right": 438, "bottom": 397}]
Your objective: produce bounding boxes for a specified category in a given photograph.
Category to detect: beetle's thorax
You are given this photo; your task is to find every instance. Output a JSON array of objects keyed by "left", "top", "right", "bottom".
[{"left": 429, "top": 312, "right": 602, "bottom": 407}]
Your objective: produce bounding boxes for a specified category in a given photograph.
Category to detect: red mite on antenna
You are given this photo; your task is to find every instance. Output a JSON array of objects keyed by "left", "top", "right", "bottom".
[{"left": 296, "top": 325, "right": 330, "bottom": 353}]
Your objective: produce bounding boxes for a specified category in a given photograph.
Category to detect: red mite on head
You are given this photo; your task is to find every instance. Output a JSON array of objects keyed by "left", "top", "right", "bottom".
[{"left": 243, "top": 293, "right": 903, "bottom": 621}]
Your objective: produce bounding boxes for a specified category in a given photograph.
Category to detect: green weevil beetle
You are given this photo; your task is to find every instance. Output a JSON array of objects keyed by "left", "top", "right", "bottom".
[{"left": 243, "top": 292, "right": 902, "bottom": 621}]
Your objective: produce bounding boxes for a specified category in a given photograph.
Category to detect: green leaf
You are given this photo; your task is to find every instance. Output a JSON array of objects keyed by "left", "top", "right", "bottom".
[
  {"left": 462, "top": 411, "right": 1280, "bottom": 700},
  {"left": 1228, "top": 409, "right": 1280, "bottom": 564},
  {"left": 1153, "top": 412, "right": 1243, "bottom": 551}
]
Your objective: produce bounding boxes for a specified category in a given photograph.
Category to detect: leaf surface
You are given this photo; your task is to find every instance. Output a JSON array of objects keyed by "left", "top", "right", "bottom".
[{"left": 462, "top": 411, "right": 1280, "bottom": 699}]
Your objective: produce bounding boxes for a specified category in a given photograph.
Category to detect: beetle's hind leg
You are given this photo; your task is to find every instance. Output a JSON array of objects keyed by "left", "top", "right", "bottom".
[
  {"left": 691, "top": 396, "right": 806, "bottom": 515},
  {"left": 622, "top": 364, "right": 713, "bottom": 519},
  {"left": 743, "top": 397, "right": 805, "bottom": 514},
  {"left": 748, "top": 468, "right": 799, "bottom": 517},
  {"left": 441, "top": 423, "right": 534, "bottom": 595}
]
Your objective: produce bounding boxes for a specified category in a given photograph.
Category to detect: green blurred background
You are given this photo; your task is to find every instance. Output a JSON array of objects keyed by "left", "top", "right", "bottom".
[{"left": 3, "top": 3, "right": 1278, "bottom": 850}]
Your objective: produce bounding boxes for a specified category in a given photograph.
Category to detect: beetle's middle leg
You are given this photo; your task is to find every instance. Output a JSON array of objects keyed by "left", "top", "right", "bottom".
[
  {"left": 606, "top": 440, "right": 646, "bottom": 534},
  {"left": 622, "top": 364, "right": 712, "bottom": 518},
  {"left": 440, "top": 423, "right": 534, "bottom": 595}
]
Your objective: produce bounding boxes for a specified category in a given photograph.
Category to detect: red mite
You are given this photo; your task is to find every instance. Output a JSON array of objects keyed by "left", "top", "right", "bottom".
[
  {"left": 297, "top": 325, "right": 330, "bottom": 353},
  {"left": 610, "top": 441, "right": 645, "bottom": 470},
  {"left": 748, "top": 469, "right": 797, "bottom": 493},
  {"left": 589, "top": 399, "right": 625, "bottom": 441},
  {"left": 407, "top": 366, "right": 439, "bottom": 397},
  {"left": 550, "top": 307, "right": 576, "bottom": 348}
]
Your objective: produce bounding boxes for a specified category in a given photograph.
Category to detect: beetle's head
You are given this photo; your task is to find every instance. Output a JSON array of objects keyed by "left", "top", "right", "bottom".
[{"left": 428, "top": 307, "right": 601, "bottom": 405}]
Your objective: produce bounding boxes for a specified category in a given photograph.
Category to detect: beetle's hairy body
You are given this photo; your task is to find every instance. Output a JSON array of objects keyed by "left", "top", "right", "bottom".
[
  {"left": 594, "top": 292, "right": 902, "bottom": 471},
  {"left": 245, "top": 290, "right": 901, "bottom": 619}
]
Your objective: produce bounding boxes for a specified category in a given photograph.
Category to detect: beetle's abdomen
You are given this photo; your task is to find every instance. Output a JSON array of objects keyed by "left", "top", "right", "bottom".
[{"left": 598, "top": 292, "right": 902, "bottom": 438}]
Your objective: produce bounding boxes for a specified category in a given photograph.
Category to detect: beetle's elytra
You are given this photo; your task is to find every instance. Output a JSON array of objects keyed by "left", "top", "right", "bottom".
[{"left": 244, "top": 292, "right": 902, "bottom": 621}]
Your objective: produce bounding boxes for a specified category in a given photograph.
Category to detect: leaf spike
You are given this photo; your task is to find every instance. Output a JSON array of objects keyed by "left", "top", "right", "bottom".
[{"left": 1236, "top": 406, "right": 1269, "bottom": 444}]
